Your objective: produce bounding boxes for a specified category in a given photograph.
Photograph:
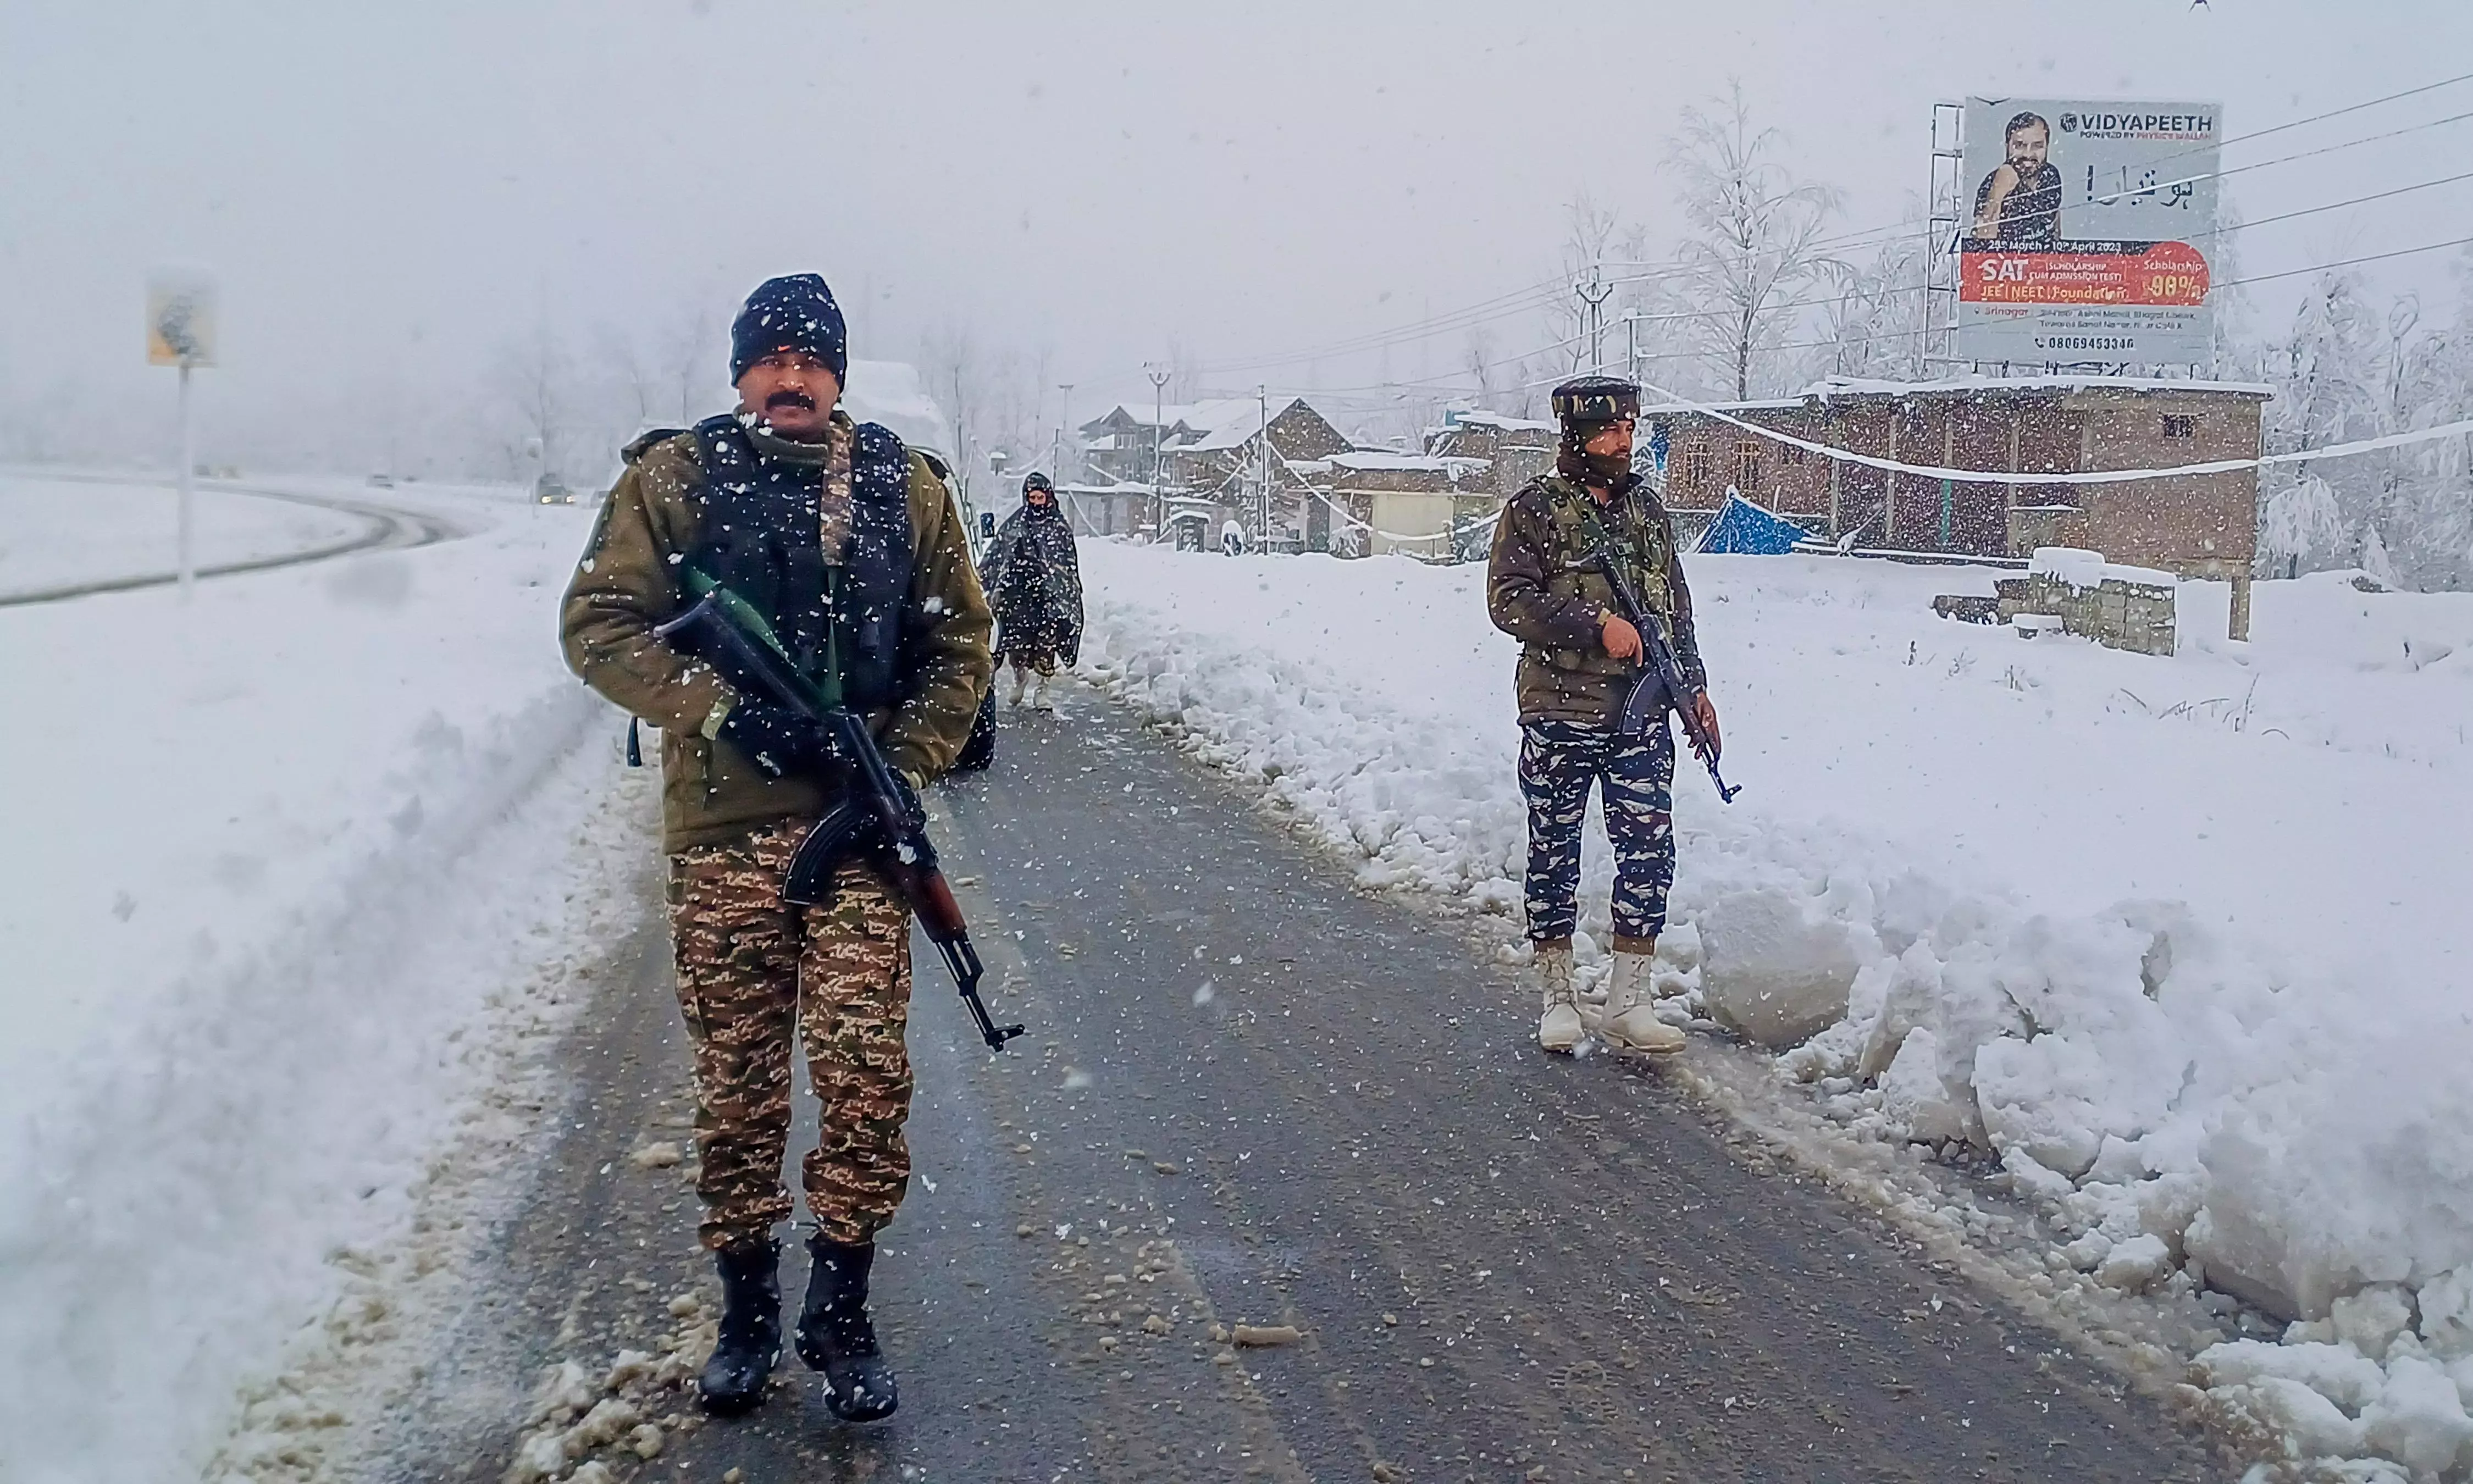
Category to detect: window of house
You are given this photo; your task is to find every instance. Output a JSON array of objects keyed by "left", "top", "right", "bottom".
[
  {"left": 2162, "top": 414, "right": 2198, "bottom": 440},
  {"left": 1736, "top": 440, "right": 1762, "bottom": 491},
  {"left": 1683, "top": 444, "right": 1713, "bottom": 491},
  {"left": 1783, "top": 442, "right": 1807, "bottom": 467}
]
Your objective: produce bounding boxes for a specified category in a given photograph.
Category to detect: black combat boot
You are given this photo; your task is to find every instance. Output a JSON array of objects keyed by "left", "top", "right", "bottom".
[
  {"left": 697, "top": 1238, "right": 782, "bottom": 1415},
  {"left": 795, "top": 1236, "right": 899, "bottom": 1421}
]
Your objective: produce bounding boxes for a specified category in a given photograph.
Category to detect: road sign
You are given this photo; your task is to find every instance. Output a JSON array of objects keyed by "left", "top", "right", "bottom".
[{"left": 148, "top": 275, "right": 219, "bottom": 367}]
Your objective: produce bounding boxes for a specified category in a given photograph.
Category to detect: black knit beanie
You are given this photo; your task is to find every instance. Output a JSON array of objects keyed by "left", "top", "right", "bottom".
[{"left": 729, "top": 274, "right": 848, "bottom": 384}]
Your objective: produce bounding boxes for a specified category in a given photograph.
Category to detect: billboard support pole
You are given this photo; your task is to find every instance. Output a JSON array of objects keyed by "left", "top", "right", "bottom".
[
  {"left": 177, "top": 358, "right": 196, "bottom": 600},
  {"left": 1927, "top": 102, "right": 1965, "bottom": 372}
]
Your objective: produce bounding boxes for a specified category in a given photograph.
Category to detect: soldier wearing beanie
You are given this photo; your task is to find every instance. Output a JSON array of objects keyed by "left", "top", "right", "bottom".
[
  {"left": 559, "top": 273, "right": 993, "bottom": 1423},
  {"left": 1485, "top": 376, "right": 1719, "bottom": 1057}
]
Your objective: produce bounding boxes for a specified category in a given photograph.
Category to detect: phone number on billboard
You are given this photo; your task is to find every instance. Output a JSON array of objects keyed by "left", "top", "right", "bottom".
[{"left": 2035, "top": 336, "right": 2140, "bottom": 351}]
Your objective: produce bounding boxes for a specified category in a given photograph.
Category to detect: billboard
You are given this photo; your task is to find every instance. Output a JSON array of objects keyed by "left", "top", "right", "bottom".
[{"left": 1955, "top": 98, "right": 2218, "bottom": 367}]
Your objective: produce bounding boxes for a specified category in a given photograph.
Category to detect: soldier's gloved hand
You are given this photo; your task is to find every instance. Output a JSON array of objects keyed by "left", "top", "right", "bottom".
[
  {"left": 888, "top": 765, "right": 927, "bottom": 830},
  {"left": 717, "top": 695, "right": 821, "bottom": 778}
]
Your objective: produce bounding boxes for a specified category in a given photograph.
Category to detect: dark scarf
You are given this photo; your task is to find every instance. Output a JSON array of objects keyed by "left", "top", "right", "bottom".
[{"left": 1557, "top": 433, "right": 1639, "bottom": 490}]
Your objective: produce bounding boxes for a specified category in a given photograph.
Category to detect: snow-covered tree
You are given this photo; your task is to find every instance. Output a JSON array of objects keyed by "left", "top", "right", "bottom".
[
  {"left": 1661, "top": 80, "right": 1845, "bottom": 400},
  {"left": 1816, "top": 203, "right": 1929, "bottom": 384},
  {"left": 2258, "top": 470, "right": 2344, "bottom": 577},
  {"left": 2250, "top": 258, "right": 2473, "bottom": 589}
]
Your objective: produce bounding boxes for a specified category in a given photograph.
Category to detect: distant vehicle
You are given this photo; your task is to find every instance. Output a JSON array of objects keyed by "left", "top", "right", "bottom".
[
  {"left": 534, "top": 474, "right": 575, "bottom": 505},
  {"left": 367, "top": 473, "right": 396, "bottom": 489}
]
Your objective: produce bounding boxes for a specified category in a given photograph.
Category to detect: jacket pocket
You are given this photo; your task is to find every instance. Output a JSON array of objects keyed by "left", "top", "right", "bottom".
[{"left": 661, "top": 732, "right": 711, "bottom": 816}]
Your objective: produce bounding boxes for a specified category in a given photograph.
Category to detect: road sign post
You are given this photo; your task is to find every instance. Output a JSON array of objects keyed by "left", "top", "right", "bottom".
[{"left": 148, "top": 274, "right": 218, "bottom": 599}]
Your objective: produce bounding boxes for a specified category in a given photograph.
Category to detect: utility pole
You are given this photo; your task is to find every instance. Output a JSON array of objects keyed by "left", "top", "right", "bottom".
[
  {"left": 1144, "top": 362, "right": 1171, "bottom": 539},
  {"left": 1623, "top": 308, "right": 1641, "bottom": 386},
  {"left": 1574, "top": 263, "right": 1613, "bottom": 375},
  {"left": 1254, "top": 383, "right": 1270, "bottom": 549},
  {"left": 1055, "top": 383, "right": 1075, "bottom": 484}
]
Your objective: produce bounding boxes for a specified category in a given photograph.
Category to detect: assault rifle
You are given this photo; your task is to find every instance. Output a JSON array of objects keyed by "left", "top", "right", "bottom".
[
  {"left": 1573, "top": 549, "right": 1742, "bottom": 804},
  {"left": 654, "top": 569, "right": 1027, "bottom": 1051}
]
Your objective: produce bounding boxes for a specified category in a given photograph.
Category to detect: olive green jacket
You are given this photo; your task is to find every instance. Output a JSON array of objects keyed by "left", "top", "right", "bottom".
[
  {"left": 1485, "top": 473, "right": 1707, "bottom": 727},
  {"left": 559, "top": 413, "right": 993, "bottom": 852}
]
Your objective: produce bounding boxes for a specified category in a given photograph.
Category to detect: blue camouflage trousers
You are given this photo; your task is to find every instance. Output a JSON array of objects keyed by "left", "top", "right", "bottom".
[{"left": 1519, "top": 719, "right": 1677, "bottom": 950}]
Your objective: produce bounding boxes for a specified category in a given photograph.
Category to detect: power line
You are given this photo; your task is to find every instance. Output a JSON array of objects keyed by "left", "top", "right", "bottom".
[
  {"left": 1617, "top": 166, "right": 2473, "bottom": 333},
  {"left": 1296, "top": 232, "right": 2473, "bottom": 403},
  {"left": 2106, "top": 68, "right": 2473, "bottom": 184},
  {"left": 1189, "top": 77, "right": 2473, "bottom": 385},
  {"left": 2219, "top": 232, "right": 2473, "bottom": 289},
  {"left": 1594, "top": 110, "right": 2473, "bottom": 299}
]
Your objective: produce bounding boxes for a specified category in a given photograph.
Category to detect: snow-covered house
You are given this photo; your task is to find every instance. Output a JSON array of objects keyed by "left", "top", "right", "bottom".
[
  {"left": 1424, "top": 409, "right": 1557, "bottom": 497},
  {"left": 1072, "top": 396, "right": 1354, "bottom": 548},
  {"left": 1309, "top": 451, "right": 1496, "bottom": 560}
]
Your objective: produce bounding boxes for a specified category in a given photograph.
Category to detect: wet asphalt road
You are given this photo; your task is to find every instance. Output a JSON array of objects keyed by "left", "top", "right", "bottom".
[{"left": 412, "top": 686, "right": 2226, "bottom": 1484}]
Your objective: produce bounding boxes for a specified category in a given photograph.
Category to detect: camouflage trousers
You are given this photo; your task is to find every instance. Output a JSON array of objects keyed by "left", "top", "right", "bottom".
[
  {"left": 666, "top": 821, "right": 913, "bottom": 1251},
  {"left": 1002, "top": 649, "right": 1060, "bottom": 677},
  {"left": 1519, "top": 719, "right": 1677, "bottom": 952}
]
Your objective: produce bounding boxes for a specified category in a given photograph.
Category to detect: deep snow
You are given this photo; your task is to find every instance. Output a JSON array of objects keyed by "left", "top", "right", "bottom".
[
  {"left": 0, "top": 479, "right": 622, "bottom": 1482},
  {"left": 1072, "top": 539, "right": 2473, "bottom": 1481}
]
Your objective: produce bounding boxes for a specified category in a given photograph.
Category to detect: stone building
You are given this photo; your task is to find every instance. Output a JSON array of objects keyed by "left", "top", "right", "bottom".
[{"left": 1644, "top": 375, "right": 2271, "bottom": 633}]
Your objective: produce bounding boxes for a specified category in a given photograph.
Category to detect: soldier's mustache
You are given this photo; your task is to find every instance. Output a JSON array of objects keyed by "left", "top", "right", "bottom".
[{"left": 765, "top": 389, "right": 817, "bottom": 413}]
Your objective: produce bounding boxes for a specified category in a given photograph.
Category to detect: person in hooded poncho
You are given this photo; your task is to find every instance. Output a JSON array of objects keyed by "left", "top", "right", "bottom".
[{"left": 977, "top": 471, "right": 1085, "bottom": 710}]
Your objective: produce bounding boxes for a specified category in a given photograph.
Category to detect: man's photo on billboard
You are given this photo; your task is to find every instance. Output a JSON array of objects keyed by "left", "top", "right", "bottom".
[{"left": 1970, "top": 110, "right": 2062, "bottom": 248}]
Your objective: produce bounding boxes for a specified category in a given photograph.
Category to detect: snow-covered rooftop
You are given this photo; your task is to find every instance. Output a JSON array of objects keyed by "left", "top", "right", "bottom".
[
  {"left": 1808, "top": 373, "right": 2275, "bottom": 401},
  {"left": 1438, "top": 409, "right": 1556, "bottom": 434},
  {"left": 1326, "top": 451, "right": 1490, "bottom": 477},
  {"left": 1178, "top": 396, "right": 1304, "bottom": 451},
  {"left": 840, "top": 359, "right": 954, "bottom": 454}
]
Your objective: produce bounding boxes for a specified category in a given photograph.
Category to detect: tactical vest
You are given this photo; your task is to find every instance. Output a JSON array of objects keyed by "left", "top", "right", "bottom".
[
  {"left": 1536, "top": 475, "right": 1678, "bottom": 673},
  {"left": 685, "top": 414, "right": 915, "bottom": 711}
]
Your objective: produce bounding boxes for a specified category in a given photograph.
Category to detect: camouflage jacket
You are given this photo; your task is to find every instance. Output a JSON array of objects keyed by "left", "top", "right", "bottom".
[
  {"left": 1485, "top": 473, "right": 1707, "bottom": 727},
  {"left": 560, "top": 412, "right": 992, "bottom": 853}
]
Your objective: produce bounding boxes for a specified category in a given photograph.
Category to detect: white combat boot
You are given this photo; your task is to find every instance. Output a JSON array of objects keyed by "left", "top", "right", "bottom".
[
  {"left": 1007, "top": 667, "right": 1031, "bottom": 707},
  {"left": 1600, "top": 950, "right": 1685, "bottom": 1054},
  {"left": 1536, "top": 944, "right": 1584, "bottom": 1054}
]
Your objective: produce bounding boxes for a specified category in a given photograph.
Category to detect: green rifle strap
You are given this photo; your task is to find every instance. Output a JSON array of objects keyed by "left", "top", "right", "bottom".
[{"left": 817, "top": 566, "right": 847, "bottom": 711}]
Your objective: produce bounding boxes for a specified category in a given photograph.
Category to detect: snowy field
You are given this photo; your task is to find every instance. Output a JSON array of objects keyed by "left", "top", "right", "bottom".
[
  {"left": 1074, "top": 539, "right": 2473, "bottom": 1481},
  {"left": 0, "top": 477, "right": 623, "bottom": 1483},
  {"left": 0, "top": 470, "right": 372, "bottom": 597}
]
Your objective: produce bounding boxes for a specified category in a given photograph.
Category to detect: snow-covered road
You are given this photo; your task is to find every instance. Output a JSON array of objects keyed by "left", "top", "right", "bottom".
[
  {"left": 0, "top": 469, "right": 454, "bottom": 602},
  {"left": 0, "top": 478, "right": 627, "bottom": 1483},
  {"left": 1072, "top": 538, "right": 2473, "bottom": 1482}
]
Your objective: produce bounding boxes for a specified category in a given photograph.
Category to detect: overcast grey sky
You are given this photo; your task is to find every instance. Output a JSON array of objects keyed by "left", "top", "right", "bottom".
[{"left": 4, "top": 1, "right": 2470, "bottom": 466}]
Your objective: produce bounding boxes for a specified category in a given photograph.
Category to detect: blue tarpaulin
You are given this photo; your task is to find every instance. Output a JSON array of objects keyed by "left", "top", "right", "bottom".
[{"left": 1694, "top": 491, "right": 1807, "bottom": 555}]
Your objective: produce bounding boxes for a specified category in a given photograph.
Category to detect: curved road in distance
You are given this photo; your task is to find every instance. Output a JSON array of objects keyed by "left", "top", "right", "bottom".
[{"left": 0, "top": 472, "right": 479, "bottom": 608}]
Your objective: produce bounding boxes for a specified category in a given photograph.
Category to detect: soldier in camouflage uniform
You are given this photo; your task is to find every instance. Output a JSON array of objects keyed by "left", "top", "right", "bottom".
[
  {"left": 1487, "top": 375, "right": 1718, "bottom": 1057},
  {"left": 560, "top": 274, "right": 991, "bottom": 1422}
]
